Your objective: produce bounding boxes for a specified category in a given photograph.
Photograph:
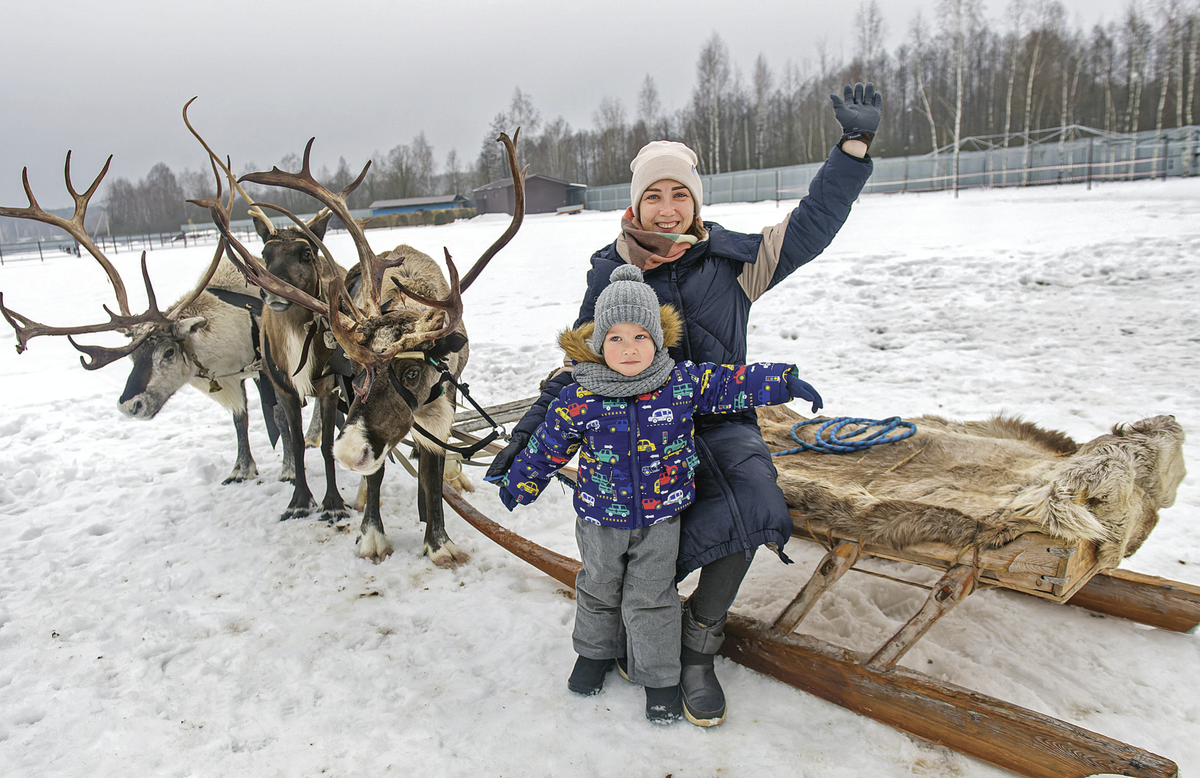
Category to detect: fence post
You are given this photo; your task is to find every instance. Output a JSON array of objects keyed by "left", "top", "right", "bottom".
[
  {"left": 0, "top": 243, "right": 5, "bottom": 265},
  {"left": 1087, "top": 137, "right": 1094, "bottom": 191},
  {"left": 1162, "top": 137, "right": 1169, "bottom": 180},
  {"left": 37, "top": 240, "right": 44, "bottom": 261},
  {"left": 775, "top": 169, "right": 780, "bottom": 206}
]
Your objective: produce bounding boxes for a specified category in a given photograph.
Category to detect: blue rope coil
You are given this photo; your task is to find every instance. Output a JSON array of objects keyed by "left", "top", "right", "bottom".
[{"left": 772, "top": 416, "right": 918, "bottom": 456}]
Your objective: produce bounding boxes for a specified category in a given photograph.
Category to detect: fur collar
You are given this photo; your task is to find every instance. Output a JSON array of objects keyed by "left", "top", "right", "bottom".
[{"left": 559, "top": 304, "right": 683, "bottom": 365}]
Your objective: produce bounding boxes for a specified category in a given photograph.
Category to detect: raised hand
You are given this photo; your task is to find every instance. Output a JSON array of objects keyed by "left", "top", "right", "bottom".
[{"left": 830, "top": 82, "right": 883, "bottom": 146}]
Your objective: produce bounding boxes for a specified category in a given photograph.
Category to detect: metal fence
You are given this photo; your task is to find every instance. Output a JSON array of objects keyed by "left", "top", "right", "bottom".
[
  {"left": 0, "top": 227, "right": 253, "bottom": 266},
  {"left": 583, "top": 126, "right": 1200, "bottom": 211},
  {"left": 0, "top": 209, "right": 371, "bottom": 266}
]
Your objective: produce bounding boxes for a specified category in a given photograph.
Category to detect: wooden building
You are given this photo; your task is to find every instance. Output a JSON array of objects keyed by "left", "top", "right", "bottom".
[
  {"left": 473, "top": 175, "right": 586, "bottom": 215},
  {"left": 369, "top": 194, "right": 472, "bottom": 216}
]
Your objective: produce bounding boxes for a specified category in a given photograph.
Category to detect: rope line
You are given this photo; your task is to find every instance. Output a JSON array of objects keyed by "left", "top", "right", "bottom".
[{"left": 772, "top": 416, "right": 918, "bottom": 456}]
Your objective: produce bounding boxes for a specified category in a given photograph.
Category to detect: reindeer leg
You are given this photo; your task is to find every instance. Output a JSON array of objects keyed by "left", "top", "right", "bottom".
[
  {"left": 418, "top": 447, "right": 469, "bottom": 568},
  {"left": 319, "top": 392, "right": 347, "bottom": 522},
  {"left": 357, "top": 464, "right": 393, "bottom": 563},
  {"left": 222, "top": 381, "right": 258, "bottom": 484},
  {"left": 304, "top": 397, "right": 323, "bottom": 448},
  {"left": 276, "top": 402, "right": 296, "bottom": 482},
  {"left": 278, "top": 391, "right": 316, "bottom": 520}
]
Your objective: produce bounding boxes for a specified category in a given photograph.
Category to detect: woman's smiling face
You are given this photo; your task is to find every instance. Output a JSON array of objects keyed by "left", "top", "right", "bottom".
[{"left": 638, "top": 179, "right": 695, "bottom": 235}]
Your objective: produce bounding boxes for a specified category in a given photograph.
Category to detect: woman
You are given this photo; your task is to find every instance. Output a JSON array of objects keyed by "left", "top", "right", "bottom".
[{"left": 487, "top": 82, "right": 883, "bottom": 727}]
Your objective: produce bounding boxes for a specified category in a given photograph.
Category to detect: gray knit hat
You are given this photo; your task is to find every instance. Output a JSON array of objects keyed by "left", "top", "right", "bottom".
[
  {"left": 589, "top": 265, "right": 663, "bottom": 354},
  {"left": 629, "top": 141, "right": 703, "bottom": 215}
]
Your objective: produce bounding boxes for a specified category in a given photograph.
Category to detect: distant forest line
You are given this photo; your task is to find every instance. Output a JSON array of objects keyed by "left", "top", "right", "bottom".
[{"left": 59, "top": 0, "right": 1200, "bottom": 235}]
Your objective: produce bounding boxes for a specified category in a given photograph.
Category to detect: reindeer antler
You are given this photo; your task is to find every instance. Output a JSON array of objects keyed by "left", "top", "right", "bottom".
[
  {"left": 0, "top": 150, "right": 223, "bottom": 368},
  {"left": 239, "top": 139, "right": 404, "bottom": 319},
  {"left": 460, "top": 130, "right": 527, "bottom": 292}
]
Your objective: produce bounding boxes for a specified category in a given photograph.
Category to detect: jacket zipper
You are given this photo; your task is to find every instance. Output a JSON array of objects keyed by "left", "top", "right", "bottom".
[{"left": 627, "top": 399, "right": 643, "bottom": 528}]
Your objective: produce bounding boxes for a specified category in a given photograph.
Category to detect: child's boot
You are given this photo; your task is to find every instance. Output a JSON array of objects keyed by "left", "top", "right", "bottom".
[
  {"left": 567, "top": 655, "right": 614, "bottom": 696},
  {"left": 680, "top": 601, "right": 728, "bottom": 726},
  {"left": 645, "top": 684, "right": 683, "bottom": 724}
]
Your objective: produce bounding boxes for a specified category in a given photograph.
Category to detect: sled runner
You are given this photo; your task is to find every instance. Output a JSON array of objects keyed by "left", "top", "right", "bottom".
[{"left": 440, "top": 397, "right": 1194, "bottom": 777}]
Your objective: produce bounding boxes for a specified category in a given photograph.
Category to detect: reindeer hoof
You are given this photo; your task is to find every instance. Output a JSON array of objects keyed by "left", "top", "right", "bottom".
[
  {"left": 222, "top": 475, "right": 245, "bottom": 485},
  {"left": 357, "top": 527, "right": 394, "bottom": 563},
  {"left": 322, "top": 507, "right": 349, "bottom": 523},
  {"left": 280, "top": 502, "right": 316, "bottom": 521},
  {"left": 426, "top": 540, "right": 469, "bottom": 569}
]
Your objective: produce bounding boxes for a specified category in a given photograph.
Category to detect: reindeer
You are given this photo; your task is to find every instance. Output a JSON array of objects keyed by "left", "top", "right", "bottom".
[
  {"left": 116, "top": 256, "right": 285, "bottom": 484},
  {"left": 191, "top": 126, "right": 524, "bottom": 565},
  {"left": 252, "top": 207, "right": 349, "bottom": 521}
]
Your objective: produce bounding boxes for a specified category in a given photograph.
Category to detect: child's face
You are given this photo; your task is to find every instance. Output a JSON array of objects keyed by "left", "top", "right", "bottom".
[{"left": 602, "top": 322, "right": 656, "bottom": 377}]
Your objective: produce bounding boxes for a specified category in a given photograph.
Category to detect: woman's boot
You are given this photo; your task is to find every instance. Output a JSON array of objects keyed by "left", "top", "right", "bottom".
[{"left": 680, "top": 601, "right": 727, "bottom": 726}]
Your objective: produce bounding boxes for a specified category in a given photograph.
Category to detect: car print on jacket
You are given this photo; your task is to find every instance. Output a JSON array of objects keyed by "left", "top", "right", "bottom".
[{"left": 504, "top": 360, "right": 800, "bottom": 529}]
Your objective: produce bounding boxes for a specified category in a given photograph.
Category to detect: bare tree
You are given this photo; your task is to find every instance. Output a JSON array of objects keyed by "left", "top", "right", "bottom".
[
  {"left": 1187, "top": 3, "right": 1199, "bottom": 125},
  {"left": 910, "top": 13, "right": 941, "bottom": 155},
  {"left": 694, "top": 33, "right": 732, "bottom": 172},
  {"left": 940, "top": 0, "right": 984, "bottom": 194},
  {"left": 752, "top": 54, "right": 774, "bottom": 169},
  {"left": 1123, "top": 5, "right": 1152, "bottom": 132},
  {"left": 592, "top": 96, "right": 629, "bottom": 185}
]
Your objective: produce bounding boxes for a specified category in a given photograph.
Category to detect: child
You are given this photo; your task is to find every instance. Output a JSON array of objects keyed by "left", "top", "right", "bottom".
[{"left": 495, "top": 265, "right": 821, "bottom": 724}]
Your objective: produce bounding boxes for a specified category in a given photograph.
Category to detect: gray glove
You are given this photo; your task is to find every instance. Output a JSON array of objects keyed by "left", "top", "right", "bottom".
[{"left": 830, "top": 82, "right": 882, "bottom": 147}]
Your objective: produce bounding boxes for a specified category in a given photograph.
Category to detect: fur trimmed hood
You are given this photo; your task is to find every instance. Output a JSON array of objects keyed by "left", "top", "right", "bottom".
[{"left": 558, "top": 304, "right": 684, "bottom": 365}]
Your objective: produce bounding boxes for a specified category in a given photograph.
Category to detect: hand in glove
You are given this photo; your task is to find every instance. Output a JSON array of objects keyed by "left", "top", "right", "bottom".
[
  {"left": 785, "top": 371, "right": 824, "bottom": 414},
  {"left": 484, "top": 430, "right": 531, "bottom": 484},
  {"left": 830, "top": 82, "right": 883, "bottom": 147},
  {"left": 498, "top": 484, "right": 519, "bottom": 512}
]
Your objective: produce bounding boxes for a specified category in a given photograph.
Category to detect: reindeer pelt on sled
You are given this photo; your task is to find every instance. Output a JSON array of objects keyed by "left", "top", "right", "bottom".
[{"left": 758, "top": 406, "right": 1186, "bottom": 570}]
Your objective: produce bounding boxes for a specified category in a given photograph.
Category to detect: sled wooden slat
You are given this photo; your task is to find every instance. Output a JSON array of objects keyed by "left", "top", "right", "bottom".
[
  {"left": 721, "top": 614, "right": 1179, "bottom": 778},
  {"left": 789, "top": 515, "right": 1101, "bottom": 602},
  {"left": 454, "top": 396, "right": 539, "bottom": 433}
]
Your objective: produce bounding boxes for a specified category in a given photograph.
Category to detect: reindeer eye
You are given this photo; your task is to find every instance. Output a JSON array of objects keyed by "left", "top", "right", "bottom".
[
  {"left": 405, "top": 367, "right": 420, "bottom": 382},
  {"left": 163, "top": 347, "right": 176, "bottom": 359}
]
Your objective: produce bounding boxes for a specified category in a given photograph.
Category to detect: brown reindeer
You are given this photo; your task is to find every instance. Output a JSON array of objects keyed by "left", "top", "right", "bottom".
[
  {"left": 252, "top": 208, "right": 349, "bottom": 520},
  {"left": 192, "top": 127, "right": 524, "bottom": 565}
]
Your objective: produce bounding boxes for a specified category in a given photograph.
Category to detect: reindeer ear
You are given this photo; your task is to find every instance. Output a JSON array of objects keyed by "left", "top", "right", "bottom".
[
  {"left": 308, "top": 209, "right": 333, "bottom": 242},
  {"left": 172, "top": 317, "right": 208, "bottom": 339},
  {"left": 252, "top": 211, "right": 275, "bottom": 244},
  {"left": 429, "top": 331, "right": 468, "bottom": 361}
]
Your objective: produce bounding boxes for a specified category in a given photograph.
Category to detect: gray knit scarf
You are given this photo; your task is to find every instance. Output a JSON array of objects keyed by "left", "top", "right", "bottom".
[{"left": 573, "top": 349, "right": 676, "bottom": 398}]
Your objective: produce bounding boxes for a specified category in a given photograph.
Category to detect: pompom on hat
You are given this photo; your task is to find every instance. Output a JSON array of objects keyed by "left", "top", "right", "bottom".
[
  {"left": 629, "top": 141, "right": 703, "bottom": 215},
  {"left": 588, "top": 265, "right": 664, "bottom": 354}
]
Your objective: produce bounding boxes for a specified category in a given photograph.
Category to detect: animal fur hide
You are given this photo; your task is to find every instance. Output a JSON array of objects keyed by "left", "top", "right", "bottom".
[{"left": 757, "top": 406, "right": 1186, "bottom": 570}]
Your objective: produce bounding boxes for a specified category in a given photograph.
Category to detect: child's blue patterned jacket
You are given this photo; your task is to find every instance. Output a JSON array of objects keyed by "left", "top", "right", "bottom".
[{"left": 504, "top": 351, "right": 799, "bottom": 529}]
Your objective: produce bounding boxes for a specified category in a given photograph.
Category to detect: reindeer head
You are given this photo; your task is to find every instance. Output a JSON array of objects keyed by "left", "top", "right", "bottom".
[{"left": 254, "top": 211, "right": 333, "bottom": 312}]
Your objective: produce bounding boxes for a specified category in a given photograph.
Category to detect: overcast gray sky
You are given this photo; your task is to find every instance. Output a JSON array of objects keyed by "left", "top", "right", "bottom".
[{"left": 2, "top": 0, "right": 1130, "bottom": 209}]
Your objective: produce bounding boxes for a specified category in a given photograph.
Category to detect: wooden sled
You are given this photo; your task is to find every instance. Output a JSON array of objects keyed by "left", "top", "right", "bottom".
[{"left": 439, "top": 398, "right": 1197, "bottom": 777}]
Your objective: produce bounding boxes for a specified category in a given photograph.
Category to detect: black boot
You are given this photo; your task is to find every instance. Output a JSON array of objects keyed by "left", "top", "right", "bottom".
[
  {"left": 645, "top": 684, "right": 683, "bottom": 724},
  {"left": 567, "top": 655, "right": 614, "bottom": 696},
  {"left": 680, "top": 602, "right": 727, "bottom": 726}
]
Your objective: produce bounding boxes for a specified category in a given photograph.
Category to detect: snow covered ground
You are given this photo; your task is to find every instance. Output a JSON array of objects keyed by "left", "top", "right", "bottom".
[{"left": 1, "top": 177, "right": 1198, "bottom": 777}]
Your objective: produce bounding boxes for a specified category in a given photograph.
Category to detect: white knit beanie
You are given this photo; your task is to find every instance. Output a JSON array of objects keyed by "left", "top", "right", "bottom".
[{"left": 629, "top": 141, "right": 703, "bottom": 214}]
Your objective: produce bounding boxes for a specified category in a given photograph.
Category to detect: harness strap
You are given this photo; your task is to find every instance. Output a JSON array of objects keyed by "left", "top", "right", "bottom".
[{"left": 386, "top": 354, "right": 501, "bottom": 460}]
